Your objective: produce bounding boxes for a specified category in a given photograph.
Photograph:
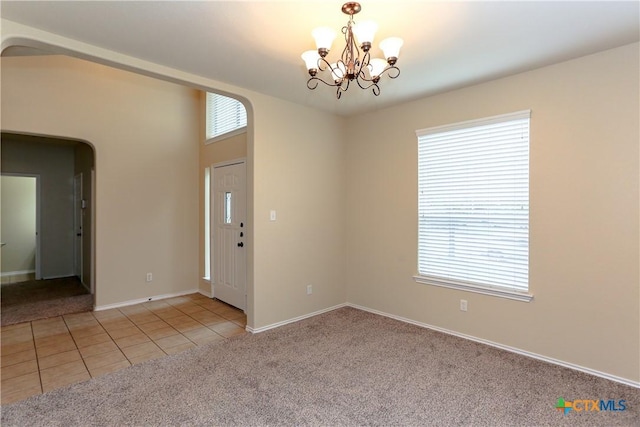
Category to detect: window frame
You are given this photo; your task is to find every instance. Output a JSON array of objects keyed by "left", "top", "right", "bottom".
[
  {"left": 413, "top": 110, "right": 533, "bottom": 302},
  {"left": 203, "top": 166, "right": 211, "bottom": 281}
]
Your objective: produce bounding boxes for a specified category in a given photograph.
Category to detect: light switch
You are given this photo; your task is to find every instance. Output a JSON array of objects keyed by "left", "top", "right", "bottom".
[{"left": 270, "top": 210, "right": 277, "bottom": 221}]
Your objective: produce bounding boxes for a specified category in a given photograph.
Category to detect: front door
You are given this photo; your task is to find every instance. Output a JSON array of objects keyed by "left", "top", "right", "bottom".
[{"left": 211, "top": 161, "right": 246, "bottom": 311}]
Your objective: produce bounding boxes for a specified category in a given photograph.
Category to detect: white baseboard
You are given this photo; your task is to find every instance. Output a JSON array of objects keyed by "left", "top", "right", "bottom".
[
  {"left": 42, "top": 274, "right": 76, "bottom": 280},
  {"left": 0, "top": 269, "right": 35, "bottom": 277},
  {"left": 247, "top": 303, "right": 348, "bottom": 334},
  {"left": 198, "top": 289, "right": 212, "bottom": 298},
  {"left": 95, "top": 291, "right": 639, "bottom": 388},
  {"left": 347, "top": 303, "right": 640, "bottom": 389},
  {"left": 95, "top": 289, "right": 200, "bottom": 311},
  {"left": 1, "top": 270, "right": 36, "bottom": 284}
]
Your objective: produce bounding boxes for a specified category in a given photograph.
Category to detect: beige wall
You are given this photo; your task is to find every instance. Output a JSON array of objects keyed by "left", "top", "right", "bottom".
[
  {"left": 201, "top": 133, "right": 248, "bottom": 167},
  {"left": 1, "top": 55, "right": 201, "bottom": 306},
  {"left": 0, "top": 175, "right": 36, "bottom": 275},
  {"left": 345, "top": 43, "right": 639, "bottom": 382},
  {"left": 250, "top": 95, "right": 347, "bottom": 327}
]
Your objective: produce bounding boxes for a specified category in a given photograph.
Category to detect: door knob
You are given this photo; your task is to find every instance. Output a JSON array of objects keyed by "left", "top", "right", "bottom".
[{"left": 237, "top": 242, "right": 244, "bottom": 247}]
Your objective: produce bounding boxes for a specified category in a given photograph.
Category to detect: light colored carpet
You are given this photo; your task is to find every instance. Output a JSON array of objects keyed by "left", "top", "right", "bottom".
[
  {"left": 1, "top": 307, "right": 638, "bottom": 426},
  {"left": 1, "top": 294, "right": 94, "bottom": 326},
  {"left": 1, "top": 277, "right": 93, "bottom": 325}
]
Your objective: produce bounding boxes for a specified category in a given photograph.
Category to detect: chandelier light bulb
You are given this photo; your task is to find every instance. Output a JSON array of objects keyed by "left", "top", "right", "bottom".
[
  {"left": 380, "top": 37, "right": 404, "bottom": 63},
  {"left": 353, "top": 20, "right": 378, "bottom": 48},
  {"left": 368, "top": 58, "right": 388, "bottom": 78},
  {"left": 312, "top": 27, "right": 337, "bottom": 52},
  {"left": 301, "top": 50, "right": 320, "bottom": 72}
]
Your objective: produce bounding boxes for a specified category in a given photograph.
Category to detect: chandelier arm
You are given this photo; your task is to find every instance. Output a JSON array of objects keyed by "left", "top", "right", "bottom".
[
  {"left": 308, "top": 76, "right": 343, "bottom": 89},
  {"left": 310, "top": 56, "right": 350, "bottom": 89},
  {"left": 340, "top": 16, "right": 362, "bottom": 80},
  {"left": 335, "top": 77, "right": 351, "bottom": 98},
  {"left": 379, "top": 65, "right": 401, "bottom": 79},
  {"left": 352, "top": 50, "right": 370, "bottom": 84},
  {"left": 306, "top": 78, "right": 320, "bottom": 90},
  {"left": 359, "top": 50, "right": 371, "bottom": 69},
  {"left": 339, "top": 26, "right": 350, "bottom": 70},
  {"left": 316, "top": 55, "right": 332, "bottom": 72},
  {"left": 354, "top": 70, "right": 381, "bottom": 96},
  {"left": 318, "top": 56, "right": 352, "bottom": 86},
  {"left": 355, "top": 75, "right": 377, "bottom": 90},
  {"left": 341, "top": 77, "right": 351, "bottom": 92},
  {"left": 337, "top": 76, "right": 351, "bottom": 98}
]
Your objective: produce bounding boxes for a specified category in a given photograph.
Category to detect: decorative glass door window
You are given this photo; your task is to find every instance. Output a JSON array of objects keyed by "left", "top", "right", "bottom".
[{"left": 224, "top": 192, "right": 232, "bottom": 224}]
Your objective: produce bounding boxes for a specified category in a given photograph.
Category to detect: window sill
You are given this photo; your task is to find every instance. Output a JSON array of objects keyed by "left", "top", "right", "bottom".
[
  {"left": 413, "top": 275, "right": 533, "bottom": 302},
  {"left": 202, "top": 277, "right": 211, "bottom": 283},
  {"left": 205, "top": 127, "right": 247, "bottom": 145}
]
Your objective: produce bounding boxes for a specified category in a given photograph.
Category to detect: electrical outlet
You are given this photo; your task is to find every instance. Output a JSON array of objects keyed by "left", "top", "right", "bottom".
[
  {"left": 146, "top": 273, "right": 153, "bottom": 282},
  {"left": 306, "top": 284, "right": 313, "bottom": 295},
  {"left": 460, "top": 299, "right": 468, "bottom": 312}
]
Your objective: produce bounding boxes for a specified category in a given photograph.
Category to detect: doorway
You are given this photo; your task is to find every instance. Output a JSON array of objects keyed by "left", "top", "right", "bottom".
[
  {"left": 211, "top": 160, "right": 247, "bottom": 311},
  {"left": 0, "top": 132, "right": 95, "bottom": 325},
  {"left": 0, "top": 174, "right": 40, "bottom": 283}
]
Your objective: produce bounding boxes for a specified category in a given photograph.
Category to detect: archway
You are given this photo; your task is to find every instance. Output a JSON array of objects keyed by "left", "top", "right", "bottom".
[{"left": 1, "top": 132, "right": 95, "bottom": 325}]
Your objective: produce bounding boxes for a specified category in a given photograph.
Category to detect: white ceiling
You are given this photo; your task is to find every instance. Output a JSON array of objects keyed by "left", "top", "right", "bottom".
[{"left": 2, "top": 1, "right": 639, "bottom": 116}]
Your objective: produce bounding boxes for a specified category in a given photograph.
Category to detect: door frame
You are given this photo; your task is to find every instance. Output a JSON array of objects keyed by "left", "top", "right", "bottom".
[
  {"left": 1, "top": 172, "right": 42, "bottom": 280},
  {"left": 210, "top": 158, "right": 247, "bottom": 311},
  {"left": 73, "top": 172, "right": 84, "bottom": 286}
]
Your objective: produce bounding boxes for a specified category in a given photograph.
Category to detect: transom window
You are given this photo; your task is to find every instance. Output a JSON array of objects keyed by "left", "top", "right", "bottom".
[
  {"left": 205, "top": 92, "right": 247, "bottom": 142},
  {"left": 414, "top": 110, "right": 532, "bottom": 302}
]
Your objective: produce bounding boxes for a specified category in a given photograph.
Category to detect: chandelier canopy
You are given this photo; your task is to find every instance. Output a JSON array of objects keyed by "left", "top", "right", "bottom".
[{"left": 301, "top": 2, "right": 403, "bottom": 99}]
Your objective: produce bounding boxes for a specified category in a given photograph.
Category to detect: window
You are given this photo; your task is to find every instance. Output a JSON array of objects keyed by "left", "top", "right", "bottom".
[
  {"left": 205, "top": 92, "right": 247, "bottom": 142},
  {"left": 414, "top": 110, "right": 532, "bottom": 301},
  {"left": 224, "top": 192, "right": 232, "bottom": 224}
]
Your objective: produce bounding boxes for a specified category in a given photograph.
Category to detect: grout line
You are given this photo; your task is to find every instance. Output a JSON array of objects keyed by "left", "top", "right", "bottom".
[
  {"left": 2, "top": 293, "right": 247, "bottom": 404},
  {"left": 64, "top": 312, "right": 98, "bottom": 379},
  {"left": 30, "top": 320, "right": 44, "bottom": 396}
]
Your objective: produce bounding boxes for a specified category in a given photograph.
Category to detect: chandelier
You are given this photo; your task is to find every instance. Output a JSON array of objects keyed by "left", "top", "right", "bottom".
[{"left": 301, "top": 2, "right": 403, "bottom": 99}]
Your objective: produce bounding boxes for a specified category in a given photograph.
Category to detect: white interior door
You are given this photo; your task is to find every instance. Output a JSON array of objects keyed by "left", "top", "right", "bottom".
[
  {"left": 212, "top": 161, "right": 246, "bottom": 311},
  {"left": 73, "top": 173, "right": 84, "bottom": 284}
]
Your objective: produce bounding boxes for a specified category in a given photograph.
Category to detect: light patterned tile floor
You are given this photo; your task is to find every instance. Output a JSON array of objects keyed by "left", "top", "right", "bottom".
[{"left": 0, "top": 293, "right": 246, "bottom": 405}]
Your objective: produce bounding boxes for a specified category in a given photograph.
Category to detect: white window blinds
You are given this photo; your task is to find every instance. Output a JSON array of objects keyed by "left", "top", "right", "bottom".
[
  {"left": 416, "top": 111, "right": 530, "bottom": 293},
  {"left": 206, "top": 93, "right": 247, "bottom": 140}
]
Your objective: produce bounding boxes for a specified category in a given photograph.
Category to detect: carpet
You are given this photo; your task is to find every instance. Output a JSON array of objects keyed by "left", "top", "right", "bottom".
[
  {"left": 1, "top": 307, "right": 638, "bottom": 426},
  {"left": 1, "top": 277, "right": 93, "bottom": 326}
]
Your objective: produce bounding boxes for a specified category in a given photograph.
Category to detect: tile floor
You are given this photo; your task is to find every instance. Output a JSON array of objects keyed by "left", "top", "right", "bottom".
[{"left": 1, "top": 293, "right": 246, "bottom": 405}]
